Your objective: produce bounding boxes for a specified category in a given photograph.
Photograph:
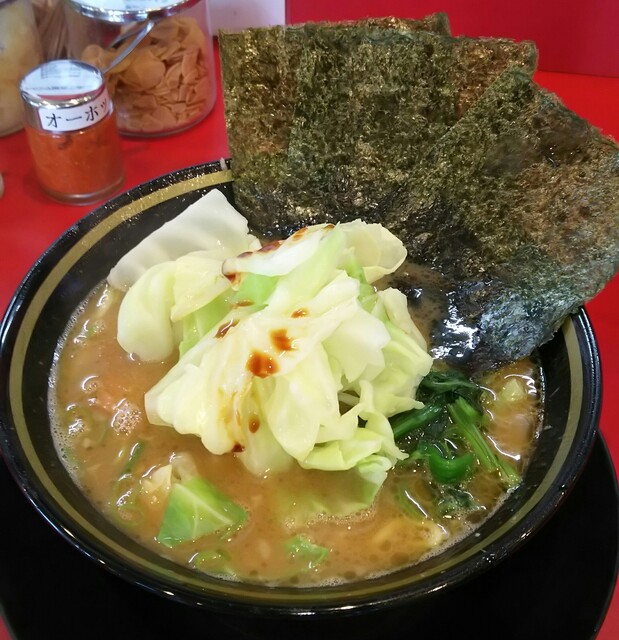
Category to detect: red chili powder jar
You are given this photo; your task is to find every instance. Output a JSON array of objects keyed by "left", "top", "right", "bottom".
[{"left": 20, "top": 60, "right": 125, "bottom": 204}]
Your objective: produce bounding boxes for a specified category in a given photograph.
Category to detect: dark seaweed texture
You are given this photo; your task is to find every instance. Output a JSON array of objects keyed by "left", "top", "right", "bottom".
[
  {"left": 219, "top": 14, "right": 455, "bottom": 231},
  {"left": 281, "top": 33, "right": 536, "bottom": 229},
  {"left": 219, "top": 18, "right": 619, "bottom": 371},
  {"left": 220, "top": 14, "right": 452, "bottom": 168},
  {"left": 220, "top": 20, "right": 536, "bottom": 237},
  {"left": 384, "top": 69, "right": 619, "bottom": 369}
]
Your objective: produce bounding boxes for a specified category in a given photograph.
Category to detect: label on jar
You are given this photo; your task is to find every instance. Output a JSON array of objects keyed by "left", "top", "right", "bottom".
[
  {"left": 36, "top": 88, "right": 112, "bottom": 132},
  {"left": 21, "top": 60, "right": 111, "bottom": 132}
]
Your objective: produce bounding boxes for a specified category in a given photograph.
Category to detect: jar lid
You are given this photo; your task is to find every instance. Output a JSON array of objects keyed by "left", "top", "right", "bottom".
[
  {"left": 20, "top": 60, "right": 111, "bottom": 132},
  {"left": 64, "top": 0, "right": 202, "bottom": 22}
]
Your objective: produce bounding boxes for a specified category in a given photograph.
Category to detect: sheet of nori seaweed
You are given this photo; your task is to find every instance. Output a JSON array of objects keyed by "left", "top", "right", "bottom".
[
  {"left": 219, "top": 14, "right": 451, "bottom": 165},
  {"left": 220, "top": 19, "right": 617, "bottom": 370},
  {"left": 280, "top": 30, "right": 457, "bottom": 227},
  {"left": 275, "top": 32, "right": 537, "bottom": 231},
  {"left": 384, "top": 68, "right": 619, "bottom": 370},
  {"left": 219, "top": 15, "right": 453, "bottom": 227}
]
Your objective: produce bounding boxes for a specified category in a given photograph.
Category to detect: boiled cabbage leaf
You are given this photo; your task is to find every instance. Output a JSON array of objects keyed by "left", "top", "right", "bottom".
[
  {"left": 156, "top": 475, "right": 247, "bottom": 548},
  {"left": 116, "top": 262, "right": 177, "bottom": 362},
  {"left": 337, "top": 219, "right": 407, "bottom": 283},
  {"left": 279, "top": 455, "right": 394, "bottom": 528},
  {"left": 109, "top": 190, "right": 260, "bottom": 361},
  {"left": 108, "top": 189, "right": 260, "bottom": 291},
  {"left": 114, "top": 198, "right": 433, "bottom": 516},
  {"left": 285, "top": 536, "right": 329, "bottom": 573}
]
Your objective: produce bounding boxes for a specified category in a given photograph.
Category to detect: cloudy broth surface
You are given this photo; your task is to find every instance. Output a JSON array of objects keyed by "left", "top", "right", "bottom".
[{"left": 50, "top": 275, "right": 541, "bottom": 586}]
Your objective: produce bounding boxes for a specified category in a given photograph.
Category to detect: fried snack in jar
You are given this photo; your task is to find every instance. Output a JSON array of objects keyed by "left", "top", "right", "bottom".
[
  {"left": 0, "top": 0, "right": 43, "bottom": 136},
  {"left": 64, "top": 0, "right": 216, "bottom": 136}
]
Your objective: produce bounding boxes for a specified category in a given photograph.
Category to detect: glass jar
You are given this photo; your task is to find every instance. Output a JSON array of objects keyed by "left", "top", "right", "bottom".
[
  {"left": 20, "top": 59, "right": 125, "bottom": 204},
  {"left": 63, "top": 0, "right": 216, "bottom": 136},
  {"left": 0, "top": 0, "right": 43, "bottom": 136}
]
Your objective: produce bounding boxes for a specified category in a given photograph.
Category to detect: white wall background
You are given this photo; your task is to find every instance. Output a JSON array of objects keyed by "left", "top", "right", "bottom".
[{"left": 209, "top": 0, "right": 286, "bottom": 32}]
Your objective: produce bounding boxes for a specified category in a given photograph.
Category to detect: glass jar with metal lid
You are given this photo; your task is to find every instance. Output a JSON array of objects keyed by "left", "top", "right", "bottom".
[
  {"left": 0, "top": 0, "right": 43, "bottom": 137},
  {"left": 20, "top": 59, "right": 125, "bottom": 203},
  {"left": 63, "top": 0, "right": 216, "bottom": 136}
]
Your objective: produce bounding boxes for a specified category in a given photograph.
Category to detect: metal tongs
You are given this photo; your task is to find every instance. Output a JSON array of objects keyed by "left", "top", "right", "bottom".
[{"left": 102, "top": 20, "right": 156, "bottom": 74}]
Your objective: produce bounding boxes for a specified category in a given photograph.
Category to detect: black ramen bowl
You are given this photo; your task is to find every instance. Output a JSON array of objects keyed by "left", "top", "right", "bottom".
[{"left": 0, "top": 160, "right": 601, "bottom": 617}]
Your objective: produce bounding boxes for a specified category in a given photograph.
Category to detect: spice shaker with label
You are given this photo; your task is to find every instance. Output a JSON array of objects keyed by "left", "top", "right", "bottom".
[
  {"left": 0, "top": 0, "right": 43, "bottom": 136},
  {"left": 20, "top": 59, "right": 125, "bottom": 204},
  {"left": 64, "top": 0, "right": 216, "bottom": 136}
]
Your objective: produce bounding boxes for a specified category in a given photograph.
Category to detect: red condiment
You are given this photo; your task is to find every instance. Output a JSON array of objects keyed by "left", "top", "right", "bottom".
[
  {"left": 258, "top": 241, "right": 282, "bottom": 253},
  {"left": 270, "top": 328, "right": 294, "bottom": 352},
  {"left": 248, "top": 414, "right": 261, "bottom": 433},
  {"left": 215, "top": 319, "right": 238, "bottom": 338},
  {"left": 246, "top": 351, "right": 278, "bottom": 378},
  {"left": 225, "top": 272, "right": 241, "bottom": 286},
  {"left": 24, "top": 112, "right": 124, "bottom": 202},
  {"left": 20, "top": 60, "right": 124, "bottom": 204}
]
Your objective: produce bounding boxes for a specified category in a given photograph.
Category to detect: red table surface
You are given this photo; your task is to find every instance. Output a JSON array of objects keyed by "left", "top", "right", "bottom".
[
  {"left": 286, "top": 0, "right": 619, "bottom": 78},
  {"left": 1, "top": 56, "right": 618, "bottom": 638}
]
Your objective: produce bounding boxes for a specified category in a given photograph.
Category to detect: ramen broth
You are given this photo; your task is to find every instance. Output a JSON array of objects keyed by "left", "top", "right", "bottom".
[{"left": 50, "top": 279, "right": 540, "bottom": 586}]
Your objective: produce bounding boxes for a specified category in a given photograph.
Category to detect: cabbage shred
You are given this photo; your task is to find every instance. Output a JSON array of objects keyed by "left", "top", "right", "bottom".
[{"left": 109, "top": 190, "right": 433, "bottom": 508}]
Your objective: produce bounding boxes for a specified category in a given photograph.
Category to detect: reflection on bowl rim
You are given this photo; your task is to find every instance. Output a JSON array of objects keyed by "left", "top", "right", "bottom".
[{"left": 0, "top": 161, "right": 601, "bottom": 615}]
